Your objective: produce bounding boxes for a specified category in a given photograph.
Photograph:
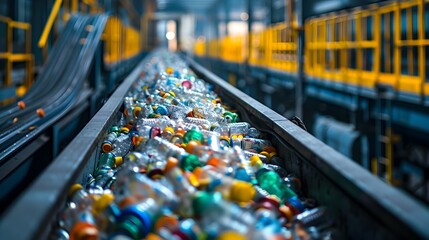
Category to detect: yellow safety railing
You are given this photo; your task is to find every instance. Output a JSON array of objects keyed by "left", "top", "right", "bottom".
[
  {"left": 39, "top": 0, "right": 100, "bottom": 61},
  {"left": 208, "top": 39, "right": 219, "bottom": 59},
  {"left": 305, "top": 0, "right": 429, "bottom": 96},
  {"left": 267, "top": 22, "right": 298, "bottom": 72},
  {"left": 104, "top": 16, "right": 142, "bottom": 64},
  {"left": 38, "top": 0, "right": 64, "bottom": 60},
  {"left": 220, "top": 35, "right": 246, "bottom": 63},
  {"left": 194, "top": 38, "right": 206, "bottom": 57},
  {"left": 0, "top": 16, "right": 34, "bottom": 93},
  {"left": 305, "top": 6, "right": 379, "bottom": 87},
  {"left": 249, "top": 30, "right": 266, "bottom": 66}
]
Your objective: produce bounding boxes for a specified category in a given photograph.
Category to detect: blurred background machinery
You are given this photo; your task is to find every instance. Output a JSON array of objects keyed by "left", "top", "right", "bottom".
[{"left": 0, "top": 0, "right": 429, "bottom": 206}]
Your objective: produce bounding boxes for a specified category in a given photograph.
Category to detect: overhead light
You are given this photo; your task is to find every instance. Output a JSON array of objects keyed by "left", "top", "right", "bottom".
[
  {"left": 166, "top": 31, "right": 176, "bottom": 40},
  {"left": 240, "top": 12, "right": 249, "bottom": 21}
]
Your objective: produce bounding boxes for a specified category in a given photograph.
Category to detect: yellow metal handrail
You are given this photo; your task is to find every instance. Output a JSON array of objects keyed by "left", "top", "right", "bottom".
[
  {"left": 38, "top": 0, "right": 63, "bottom": 49},
  {"left": 0, "top": 15, "right": 34, "bottom": 98}
]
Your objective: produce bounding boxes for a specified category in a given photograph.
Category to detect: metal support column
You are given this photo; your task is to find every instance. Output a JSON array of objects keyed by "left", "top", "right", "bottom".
[{"left": 295, "top": 0, "right": 304, "bottom": 118}]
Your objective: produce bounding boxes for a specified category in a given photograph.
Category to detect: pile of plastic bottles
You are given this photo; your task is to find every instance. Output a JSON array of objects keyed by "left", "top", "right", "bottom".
[{"left": 51, "top": 50, "right": 338, "bottom": 240}]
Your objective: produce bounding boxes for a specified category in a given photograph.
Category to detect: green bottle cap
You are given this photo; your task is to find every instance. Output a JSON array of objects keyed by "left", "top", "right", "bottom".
[
  {"left": 109, "top": 126, "right": 120, "bottom": 133},
  {"left": 256, "top": 168, "right": 296, "bottom": 202},
  {"left": 192, "top": 191, "right": 222, "bottom": 217},
  {"left": 223, "top": 111, "right": 238, "bottom": 123},
  {"left": 183, "top": 129, "right": 205, "bottom": 144},
  {"left": 180, "top": 154, "right": 201, "bottom": 172},
  {"left": 116, "top": 215, "right": 143, "bottom": 239}
]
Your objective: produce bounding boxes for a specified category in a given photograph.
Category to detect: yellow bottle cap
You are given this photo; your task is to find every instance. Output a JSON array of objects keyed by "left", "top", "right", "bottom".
[
  {"left": 185, "top": 171, "right": 200, "bottom": 187},
  {"left": 119, "top": 127, "right": 129, "bottom": 134},
  {"left": 132, "top": 106, "right": 141, "bottom": 117},
  {"left": 92, "top": 192, "right": 115, "bottom": 216},
  {"left": 114, "top": 156, "right": 123, "bottom": 167},
  {"left": 219, "top": 136, "right": 230, "bottom": 144},
  {"left": 230, "top": 181, "right": 255, "bottom": 203},
  {"left": 217, "top": 231, "right": 246, "bottom": 240},
  {"left": 168, "top": 91, "right": 176, "bottom": 97},
  {"left": 163, "top": 127, "right": 175, "bottom": 134},
  {"left": 249, "top": 155, "right": 262, "bottom": 167},
  {"left": 259, "top": 151, "right": 270, "bottom": 158},
  {"left": 68, "top": 184, "right": 83, "bottom": 198}
]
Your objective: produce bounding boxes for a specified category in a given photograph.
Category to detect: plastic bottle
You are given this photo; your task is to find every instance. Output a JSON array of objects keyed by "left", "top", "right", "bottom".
[
  {"left": 163, "top": 157, "right": 196, "bottom": 217},
  {"left": 192, "top": 191, "right": 256, "bottom": 239},
  {"left": 59, "top": 184, "right": 99, "bottom": 240},
  {"left": 114, "top": 198, "right": 162, "bottom": 239},
  {"left": 256, "top": 168, "right": 304, "bottom": 212},
  {"left": 204, "top": 168, "right": 256, "bottom": 204},
  {"left": 291, "top": 207, "right": 341, "bottom": 240},
  {"left": 112, "top": 163, "right": 178, "bottom": 207}
]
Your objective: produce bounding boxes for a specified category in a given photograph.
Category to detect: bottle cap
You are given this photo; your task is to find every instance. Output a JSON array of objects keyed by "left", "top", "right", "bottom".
[
  {"left": 109, "top": 126, "right": 120, "bottom": 133},
  {"left": 150, "top": 126, "right": 161, "bottom": 138},
  {"left": 219, "top": 136, "right": 230, "bottom": 144},
  {"left": 120, "top": 127, "right": 130, "bottom": 134},
  {"left": 154, "top": 215, "right": 179, "bottom": 231},
  {"left": 183, "top": 129, "right": 205, "bottom": 144},
  {"left": 155, "top": 105, "right": 168, "bottom": 115},
  {"left": 146, "top": 233, "right": 163, "bottom": 240},
  {"left": 93, "top": 192, "right": 115, "bottom": 215},
  {"left": 259, "top": 151, "right": 270, "bottom": 159},
  {"left": 118, "top": 196, "right": 137, "bottom": 209},
  {"left": 115, "top": 156, "right": 123, "bottom": 167},
  {"left": 119, "top": 206, "right": 152, "bottom": 238},
  {"left": 116, "top": 217, "right": 141, "bottom": 240},
  {"left": 68, "top": 184, "right": 83, "bottom": 198},
  {"left": 163, "top": 127, "right": 175, "bottom": 135},
  {"left": 180, "top": 154, "right": 201, "bottom": 172},
  {"left": 36, "top": 108, "right": 45, "bottom": 118},
  {"left": 17, "top": 101, "right": 25, "bottom": 109},
  {"left": 249, "top": 155, "right": 263, "bottom": 167},
  {"left": 148, "top": 168, "right": 164, "bottom": 179},
  {"left": 132, "top": 106, "right": 141, "bottom": 117},
  {"left": 102, "top": 143, "right": 112, "bottom": 153},
  {"left": 164, "top": 157, "right": 179, "bottom": 172},
  {"left": 181, "top": 80, "right": 193, "bottom": 89},
  {"left": 168, "top": 91, "right": 176, "bottom": 97},
  {"left": 185, "top": 140, "right": 200, "bottom": 153},
  {"left": 193, "top": 167, "right": 210, "bottom": 186},
  {"left": 223, "top": 111, "right": 237, "bottom": 123},
  {"left": 217, "top": 231, "right": 246, "bottom": 240},
  {"left": 132, "top": 136, "right": 143, "bottom": 146},
  {"left": 206, "top": 157, "right": 225, "bottom": 169},
  {"left": 192, "top": 191, "right": 221, "bottom": 217},
  {"left": 230, "top": 181, "right": 255, "bottom": 203},
  {"left": 185, "top": 171, "right": 200, "bottom": 187},
  {"left": 69, "top": 222, "right": 99, "bottom": 240},
  {"left": 279, "top": 205, "right": 294, "bottom": 222}
]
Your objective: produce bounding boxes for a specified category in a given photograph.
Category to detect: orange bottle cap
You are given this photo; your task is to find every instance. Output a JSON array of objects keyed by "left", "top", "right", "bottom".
[{"left": 70, "top": 222, "right": 98, "bottom": 240}]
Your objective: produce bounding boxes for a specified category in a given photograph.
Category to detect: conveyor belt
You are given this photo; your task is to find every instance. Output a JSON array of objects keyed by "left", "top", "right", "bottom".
[
  {"left": 0, "top": 52, "right": 428, "bottom": 239},
  {"left": 0, "top": 14, "right": 108, "bottom": 164}
]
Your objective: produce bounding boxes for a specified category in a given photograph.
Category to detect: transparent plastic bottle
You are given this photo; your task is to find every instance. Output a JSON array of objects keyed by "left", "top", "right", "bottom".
[
  {"left": 163, "top": 157, "right": 197, "bottom": 217},
  {"left": 58, "top": 184, "right": 99, "bottom": 240},
  {"left": 291, "top": 207, "right": 341, "bottom": 240},
  {"left": 192, "top": 191, "right": 256, "bottom": 239}
]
